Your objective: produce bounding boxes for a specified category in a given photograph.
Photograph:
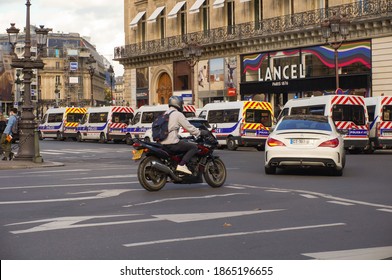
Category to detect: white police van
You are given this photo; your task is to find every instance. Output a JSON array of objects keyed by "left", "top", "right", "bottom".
[
  {"left": 125, "top": 104, "right": 196, "bottom": 144},
  {"left": 76, "top": 106, "right": 134, "bottom": 143},
  {"left": 198, "top": 101, "right": 274, "bottom": 151}
]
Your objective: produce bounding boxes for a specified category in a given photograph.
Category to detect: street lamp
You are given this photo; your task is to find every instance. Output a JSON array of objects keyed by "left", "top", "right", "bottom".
[
  {"left": 183, "top": 39, "right": 202, "bottom": 105},
  {"left": 87, "top": 54, "right": 96, "bottom": 106},
  {"left": 108, "top": 65, "right": 114, "bottom": 105},
  {"left": 15, "top": 69, "right": 22, "bottom": 108},
  {"left": 6, "top": 0, "right": 49, "bottom": 163},
  {"left": 321, "top": 11, "right": 350, "bottom": 91},
  {"left": 55, "top": 81, "right": 61, "bottom": 107}
]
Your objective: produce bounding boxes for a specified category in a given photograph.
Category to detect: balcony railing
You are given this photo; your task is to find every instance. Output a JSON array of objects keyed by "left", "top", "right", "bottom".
[{"left": 114, "top": 0, "right": 391, "bottom": 60}]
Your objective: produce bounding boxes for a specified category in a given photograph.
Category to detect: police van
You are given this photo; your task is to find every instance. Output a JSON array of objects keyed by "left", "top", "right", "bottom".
[
  {"left": 198, "top": 101, "right": 274, "bottom": 151},
  {"left": 39, "top": 107, "right": 87, "bottom": 140},
  {"left": 125, "top": 104, "right": 196, "bottom": 144},
  {"left": 280, "top": 95, "right": 369, "bottom": 153},
  {"left": 365, "top": 96, "right": 392, "bottom": 152},
  {"left": 76, "top": 106, "right": 134, "bottom": 143}
]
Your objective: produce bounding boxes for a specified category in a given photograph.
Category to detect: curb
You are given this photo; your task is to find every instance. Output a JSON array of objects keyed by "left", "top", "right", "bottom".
[{"left": 0, "top": 161, "right": 65, "bottom": 170}]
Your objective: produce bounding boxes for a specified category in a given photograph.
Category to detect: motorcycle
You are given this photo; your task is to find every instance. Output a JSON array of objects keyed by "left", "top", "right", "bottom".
[{"left": 132, "top": 128, "right": 226, "bottom": 191}]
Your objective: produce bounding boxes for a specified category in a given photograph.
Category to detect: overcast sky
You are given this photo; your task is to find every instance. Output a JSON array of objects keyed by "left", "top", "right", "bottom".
[{"left": 0, "top": 0, "right": 125, "bottom": 75}]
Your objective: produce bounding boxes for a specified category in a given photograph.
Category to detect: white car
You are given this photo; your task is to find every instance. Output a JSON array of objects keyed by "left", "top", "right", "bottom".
[
  {"left": 264, "top": 115, "right": 345, "bottom": 176},
  {"left": 143, "top": 117, "right": 212, "bottom": 142}
]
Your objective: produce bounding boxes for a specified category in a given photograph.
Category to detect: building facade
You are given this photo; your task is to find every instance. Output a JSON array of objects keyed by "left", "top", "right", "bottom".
[
  {"left": 0, "top": 27, "right": 111, "bottom": 116},
  {"left": 115, "top": 0, "right": 392, "bottom": 110}
]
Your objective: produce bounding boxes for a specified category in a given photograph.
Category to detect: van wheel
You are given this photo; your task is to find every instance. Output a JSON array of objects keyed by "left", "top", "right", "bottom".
[
  {"left": 76, "top": 132, "right": 83, "bottom": 142},
  {"left": 226, "top": 137, "right": 238, "bottom": 151},
  {"left": 99, "top": 133, "right": 107, "bottom": 143},
  {"left": 265, "top": 165, "right": 276, "bottom": 175}
]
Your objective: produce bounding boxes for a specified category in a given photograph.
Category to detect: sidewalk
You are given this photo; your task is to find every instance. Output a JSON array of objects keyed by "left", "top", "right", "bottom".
[{"left": 0, "top": 159, "right": 64, "bottom": 170}]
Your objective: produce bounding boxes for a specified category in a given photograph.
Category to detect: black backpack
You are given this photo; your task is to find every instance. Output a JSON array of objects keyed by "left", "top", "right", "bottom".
[
  {"left": 151, "top": 111, "right": 174, "bottom": 142},
  {"left": 11, "top": 116, "right": 19, "bottom": 135}
]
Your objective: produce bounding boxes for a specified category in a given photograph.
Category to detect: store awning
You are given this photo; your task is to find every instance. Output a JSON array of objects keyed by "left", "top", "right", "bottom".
[
  {"left": 130, "top": 11, "right": 146, "bottom": 28},
  {"left": 148, "top": 6, "right": 165, "bottom": 23},
  {"left": 189, "top": 0, "right": 206, "bottom": 14},
  {"left": 168, "top": 1, "right": 186, "bottom": 19},
  {"left": 213, "top": 0, "right": 225, "bottom": 8}
]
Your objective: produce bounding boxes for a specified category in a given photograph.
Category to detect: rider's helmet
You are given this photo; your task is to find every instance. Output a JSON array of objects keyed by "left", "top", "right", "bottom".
[{"left": 168, "top": 96, "right": 184, "bottom": 112}]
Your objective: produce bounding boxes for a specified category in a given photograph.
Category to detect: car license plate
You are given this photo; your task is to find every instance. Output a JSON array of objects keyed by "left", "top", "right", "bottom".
[
  {"left": 290, "top": 139, "right": 312, "bottom": 145},
  {"left": 132, "top": 149, "right": 144, "bottom": 160}
]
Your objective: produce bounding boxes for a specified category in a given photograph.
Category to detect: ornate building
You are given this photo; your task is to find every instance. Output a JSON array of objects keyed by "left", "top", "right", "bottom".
[
  {"left": 115, "top": 0, "right": 392, "bottom": 110},
  {"left": 0, "top": 27, "right": 112, "bottom": 117}
]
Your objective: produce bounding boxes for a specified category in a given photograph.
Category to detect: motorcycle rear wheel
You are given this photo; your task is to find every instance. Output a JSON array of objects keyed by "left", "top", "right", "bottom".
[
  {"left": 203, "top": 158, "right": 226, "bottom": 188},
  {"left": 137, "top": 156, "right": 167, "bottom": 191}
]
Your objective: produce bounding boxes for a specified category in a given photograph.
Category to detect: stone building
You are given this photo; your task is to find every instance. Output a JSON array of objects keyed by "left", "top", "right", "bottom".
[{"left": 115, "top": 0, "right": 392, "bottom": 110}]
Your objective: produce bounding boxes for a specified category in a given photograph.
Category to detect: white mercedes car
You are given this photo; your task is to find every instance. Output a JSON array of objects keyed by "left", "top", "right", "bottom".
[{"left": 264, "top": 115, "right": 345, "bottom": 176}]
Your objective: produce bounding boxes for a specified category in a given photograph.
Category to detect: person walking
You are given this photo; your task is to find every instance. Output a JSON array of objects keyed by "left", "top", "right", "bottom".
[
  {"left": 0, "top": 113, "right": 7, "bottom": 155},
  {"left": 0, "top": 108, "right": 18, "bottom": 161}
]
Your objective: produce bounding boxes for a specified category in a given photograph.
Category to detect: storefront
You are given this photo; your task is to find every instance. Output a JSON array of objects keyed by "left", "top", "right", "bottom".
[{"left": 240, "top": 40, "right": 372, "bottom": 110}]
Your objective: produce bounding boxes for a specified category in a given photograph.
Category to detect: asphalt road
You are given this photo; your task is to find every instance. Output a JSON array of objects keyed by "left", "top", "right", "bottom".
[{"left": 0, "top": 140, "right": 391, "bottom": 260}]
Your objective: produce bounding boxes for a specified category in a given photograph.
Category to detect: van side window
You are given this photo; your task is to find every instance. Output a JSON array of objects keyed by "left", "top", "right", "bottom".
[
  {"left": 291, "top": 105, "right": 325, "bottom": 115},
  {"left": 208, "top": 109, "right": 239, "bottom": 123},
  {"left": 48, "top": 113, "right": 63, "bottom": 123},
  {"left": 332, "top": 105, "right": 365, "bottom": 125},
  {"left": 382, "top": 105, "right": 392, "bottom": 121},
  {"left": 199, "top": 110, "right": 207, "bottom": 119},
  {"left": 132, "top": 112, "right": 141, "bottom": 125},
  {"left": 367, "top": 105, "right": 375, "bottom": 121}
]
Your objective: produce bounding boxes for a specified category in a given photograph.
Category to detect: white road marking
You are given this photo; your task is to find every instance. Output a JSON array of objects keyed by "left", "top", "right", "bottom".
[
  {"left": 327, "top": 201, "right": 355, "bottom": 206},
  {"left": 6, "top": 210, "right": 284, "bottom": 234},
  {"left": 232, "top": 184, "right": 392, "bottom": 210},
  {"left": 224, "top": 185, "right": 246, "bottom": 189},
  {"left": 66, "top": 174, "right": 137, "bottom": 180},
  {"left": 23, "top": 169, "right": 92, "bottom": 174},
  {"left": 123, "top": 223, "right": 346, "bottom": 247},
  {"left": 0, "top": 189, "right": 132, "bottom": 205},
  {"left": 265, "top": 189, "right": 291, "bottom": 193},
  {"left": 40, "top": 151, "right": 63, "bottom": 155},
  {"left": 300, "top": 194, "right": 318, "bottom": 199},
  {"left": 377, "top": 208, "right": 392, "bottom": 213},
  {"left": 0, "top": 181, "right": 138, "bottom": 190},
  {"left": 302, "top": 246, "right": 392, "bottom": 260}
]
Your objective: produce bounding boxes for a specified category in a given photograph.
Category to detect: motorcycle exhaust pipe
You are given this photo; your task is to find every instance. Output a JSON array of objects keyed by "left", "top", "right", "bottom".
[{"left": 151, "top": 161, "right": 182, "bottom": 182}]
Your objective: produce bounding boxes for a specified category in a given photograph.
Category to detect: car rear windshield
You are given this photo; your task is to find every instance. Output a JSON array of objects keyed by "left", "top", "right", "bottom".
[{"left": 277, "top": 119, "right": 332, "bottom": 131}]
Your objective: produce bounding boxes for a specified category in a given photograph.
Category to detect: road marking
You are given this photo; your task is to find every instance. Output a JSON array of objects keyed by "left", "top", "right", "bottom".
[
  {"left": 40, "top": 151, "right": 63, "bottom": 155},
  {"left": 265, "top": 189, "right": 291, "bottom": 193},
  {"left": 232, "top": 184, "right": 392, "bottom": 210},
  {"left": 6, "top": 210, "right": 284, "bottom": 234},
  {"left": 327, "top": 201, "right": 355, "bottom": 206},
  {"left": 377, "top": 208, "right": 392, "bottom": 213},
  {"left": 66, "top": 175, "right": 137, "bottom": 180},
  {"left": 153, "top": 209, "right": 285, "bottom": 223},
  {"left": 0, "top": 181, "right": 138, "bottom": 190},
  {"left": 300, "top": 194, "right": 318, "bottom": 199},
  {"left": 224, "top": 185, "right": 246, "bottom": 189},
  {"left": 23, "top": 169, "right": 92, "bottom": 174},
  {"left": 0, "top": 189, "right": 133, "bottom": 205},
  {"left": 302, "top": 246, "right": 392, "bottom": 260},
  {"left": 123, "top": 223, "right": 346, "bottom": 247}
]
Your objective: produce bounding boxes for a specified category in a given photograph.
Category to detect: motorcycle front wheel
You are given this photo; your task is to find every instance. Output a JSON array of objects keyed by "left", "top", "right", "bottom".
[
  {"left": 137, "top": 156, "right": 167, "bottom": 191},
  {"left": 203, "top": 158, "right": 226, "bottom": 188}
]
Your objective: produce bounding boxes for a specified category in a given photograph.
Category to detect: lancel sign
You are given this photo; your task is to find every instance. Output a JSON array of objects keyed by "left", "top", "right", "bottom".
[{"left": 258, "top": 64, "right": 306, "bottom": 86}]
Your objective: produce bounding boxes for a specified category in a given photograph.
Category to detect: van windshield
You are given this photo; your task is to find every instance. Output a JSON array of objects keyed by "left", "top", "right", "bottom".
[
  {"left": 245, "top": 109, "right": 272, "bottom": 127},
  {"left": 332, "top": 105, "right": 365, "bottom": 125}
]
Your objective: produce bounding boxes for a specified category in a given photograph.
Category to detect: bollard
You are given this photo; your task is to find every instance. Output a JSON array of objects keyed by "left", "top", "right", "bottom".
[{"left": 33, "top": 129, "right": 44, "bottom": 163}]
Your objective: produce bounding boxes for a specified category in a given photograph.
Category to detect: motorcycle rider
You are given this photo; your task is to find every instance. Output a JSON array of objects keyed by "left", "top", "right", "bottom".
[{"left": 161, "top": 96, "right": 209, "bottom": 175}]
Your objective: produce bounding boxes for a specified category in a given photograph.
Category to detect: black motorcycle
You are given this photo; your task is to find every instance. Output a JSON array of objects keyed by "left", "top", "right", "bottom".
[{"left": 132, "top": 128, "right": 226, "bottom": 191}]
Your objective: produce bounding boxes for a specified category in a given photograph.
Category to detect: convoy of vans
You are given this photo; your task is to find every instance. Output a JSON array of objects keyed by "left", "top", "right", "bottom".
[
  {"left": 365, "top": 96, "right": 392, "bottom": 152},
  {"left": 125, "top": 104, "right": 196, "bottom": 144},
  {"left": 37, "top": 95, "right": 392, "bottom": 154},
  {"left": 39, "top": 107, "right": 87, "bottom": 140},
  {"left": 279, "top": 95, "right": 369, "bottom": 153},
  {"left": 198, "top": 101, "right": 273, "bottom": 151},
  {"left": 76, "top": 106, "right": 134, "bottom": 143}
]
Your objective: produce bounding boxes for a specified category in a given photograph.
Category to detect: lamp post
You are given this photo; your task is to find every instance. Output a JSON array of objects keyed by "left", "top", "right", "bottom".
[
  {"left": 108, "top": 65, "right": 114, "bottom": 105},
  {"left": 55, "top": 82, "right": 61, "bottom": 107},
  {"left": 15, "top": 69, "right": 22, "bottom": 109},
  {"left": 87, "top": 54, "right": 96, "bottom": 107},
  {"left": 321, "top": 11, "right": 350, "bottom": 91},
  {"left": 6, "top": 0, "right": 49, "bottom": 163},
  {"left": 183, "top": 39, "right": 202, "bottom": 105}
]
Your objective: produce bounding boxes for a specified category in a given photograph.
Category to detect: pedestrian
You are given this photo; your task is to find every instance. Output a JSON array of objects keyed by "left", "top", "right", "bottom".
[
  {"left": 0, "top": 108, "right": 18, "bottom": 161},
  {"left": 0, "top": 113, "right": 7, "bottom": 155}
]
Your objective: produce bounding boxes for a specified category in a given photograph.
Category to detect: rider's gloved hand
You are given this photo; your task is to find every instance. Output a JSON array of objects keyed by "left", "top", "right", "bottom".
[{"left": 200, "top": 129, "right": 210, "bottom": 137}]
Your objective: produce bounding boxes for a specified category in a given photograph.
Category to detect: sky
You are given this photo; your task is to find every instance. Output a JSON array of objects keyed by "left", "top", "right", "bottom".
[{"left": 0, "top": 0, "right": 125, "bottom": 76}]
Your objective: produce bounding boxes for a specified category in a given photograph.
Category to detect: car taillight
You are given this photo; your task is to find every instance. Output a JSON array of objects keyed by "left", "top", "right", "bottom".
[
  {"left": 319, "top": 138, "right": 339, "bottom": 148},
  {"left": 133, "top": 142, "right": 141, "bottom": 147},
  {"left": 267, "top": 138, "right": 286, "bottom": 147}
]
